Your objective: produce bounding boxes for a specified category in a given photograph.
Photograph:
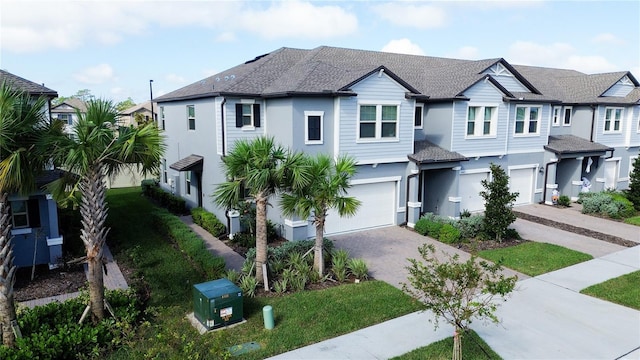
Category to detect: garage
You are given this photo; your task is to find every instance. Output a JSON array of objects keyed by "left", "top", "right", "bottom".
[
  {"left": 323, "top": 180, "right": 397, "bottom": 235},
  {"left": 459, "top": 171, "right": 489, "bottom": 213},
  {"left": 509, "top": 167, "right": 535, "bottom": 206}
]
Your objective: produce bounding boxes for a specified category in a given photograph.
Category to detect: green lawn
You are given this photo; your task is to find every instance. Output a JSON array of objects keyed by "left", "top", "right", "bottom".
[
  {"left": 391, "top": 330, "right": 501, "bottom": 360},
  {"left": 105, "top": 187, "right": 424, "bottom": 359},
  {"left": 478, "top": 242, "right": 593, "bottom": 276},
  {"left": 624, "top": 215, "right": 640, "bottom": 226},
  {"left": 581, "top": 271, "right": 640, "bottom": 310}
]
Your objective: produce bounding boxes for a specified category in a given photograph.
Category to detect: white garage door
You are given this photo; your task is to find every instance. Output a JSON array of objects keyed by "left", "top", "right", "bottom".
[
  {"left": 509, "top": 168, "right": 534, "bottom": 206},
  {"left": 459, "top": 172, "right": 489, "bottom": 213},
  {"left": 604, "top": 159, "right": 619, "bottom": 190},
  {"left": 324, "top": 181, "right": 396, "bottom": 235}
]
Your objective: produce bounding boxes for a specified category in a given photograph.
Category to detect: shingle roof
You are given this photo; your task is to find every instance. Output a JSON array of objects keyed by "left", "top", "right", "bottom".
[
  {"left": 170, "top": 154, "right": 204, "bottom": 171},
  {"left": 121, "top": 101, "right": 154, "bottom": 115},
  {"left": 156, "top": 46, "right": 514, "bottom": 102},
  {"left": 0, "top": 69, "right": 58, "bottom": 97},
  {"left": 409, "top": 140, "right": 469, "bottom": 164},
  {"left": 52, "top": 98, "right": 87, "bottom": 113},
  {"left": 544, "top": 135, "right": 613, "bottom": 155}
]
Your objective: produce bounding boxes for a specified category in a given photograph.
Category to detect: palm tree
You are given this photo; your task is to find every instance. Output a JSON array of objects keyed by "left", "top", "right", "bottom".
[
  {"left": 0, "top": 82, "right": 60, "bottom": 346},
  {"left": 49, "top": 99, "right": 165, "bottom": 322},
  {"left": 213, "top": 136, "right": 309, "bottom": 284},
  {"left": 280, "top": 154, "right": 361, "bottom": 276}
]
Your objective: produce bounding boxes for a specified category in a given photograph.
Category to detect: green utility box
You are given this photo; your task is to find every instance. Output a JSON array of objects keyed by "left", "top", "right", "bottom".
[{"left": 193, "top": 278, "right": 243, "bottom": 330}]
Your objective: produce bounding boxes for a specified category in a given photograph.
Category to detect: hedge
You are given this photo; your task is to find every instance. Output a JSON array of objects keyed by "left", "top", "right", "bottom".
[
  {"left": 191, "top": 207, "right": 226, "bottom": 238},
  {"left": 150, "top": 207, "right": 226, "bottom": 279},
  {"left": 141, "top": 179, "right": 187, "bottom": 215}
]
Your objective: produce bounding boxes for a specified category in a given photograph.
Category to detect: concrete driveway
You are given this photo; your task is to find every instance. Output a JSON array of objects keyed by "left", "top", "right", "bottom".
[{"left": 329, "top": 225, "right": 526, "bottom": 289}]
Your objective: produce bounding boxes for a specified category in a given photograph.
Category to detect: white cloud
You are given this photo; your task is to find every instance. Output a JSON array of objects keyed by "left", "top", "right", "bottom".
[
  {"left": 372, "top": 3, "right": 446, "bottom": 29},
  {"left": 73, "top": 64, "right": 116, "bottom": 84},
  {"left": 381, "top": 39, "right": 425, "bottom": 56},
  {"left": 507, "top": 41, "right": 618, "bottom": 73},
  {"left": 215, "top": 32, "right": 236, "bottom": 43},
  {"left": 240, "top": 1, "right": 358, "bottom": 39},
  {"left": 448, "top": 46, "right": 480, "bottom": 60},
  {"left": 592, "top": 33, "right": 625, "bottom": 45}
]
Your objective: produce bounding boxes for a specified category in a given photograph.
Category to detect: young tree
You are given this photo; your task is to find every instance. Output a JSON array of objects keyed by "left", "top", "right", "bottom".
[
  {"left": 49, "top": 99, "right": 165, "bottom": 322},
  {"left": 625, "top": 154, "right": 640, "bottom": 211},
  {"left": 116, "top": 97, "right": 136, "bottom": 112},
  {"left": 280, "top": 154, "right": 361, "bottom": 276},
  {"left": 213, "top": 136, "right": 309, "bottom": 284},
  {"left": 480, "top": 163, "right": 519, "bottom": 242},
  {"left": 0, "top": 82, "right": 63, "bottom": 346},
  {"left": 403, "top": 244, "right": 517, "bottom": 360}
]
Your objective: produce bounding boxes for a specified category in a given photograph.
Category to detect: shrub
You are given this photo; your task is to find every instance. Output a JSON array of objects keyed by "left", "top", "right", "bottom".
[
  {"left": 581, "top": 192, "right": 611, "bottom": 214},
  {"left": 150, "top": 208, "right": 226, "bottom": 279},
  {"left": 504, "top": 228, "right": 521, "bottom": 240},
  {"left": 141, "top": 181, "right": 187, "bottom": 214},
  {"left": 239, "top": 275, "right": 258, "bottom": 297},
  {"left": 557, "top": 195, "right": 571, "bottom": 207},
  {"left": 626, "top": 155, "right": 640, "bottom": 211},
  {"left": 426, "top": 221, "right": 444, "bottom": 238},
  {"left": 439, "top": 224, "right": 461, "bottom": 244},
  {"left": 191, "top": 207, "right": 226, "bottom": 237},
  {"left": 331, "top": 249, "right": 349, "bottom": 282},
  {"left": 231, "top": 232, "right": 256, "bottom": 248},
  {"left": 459, "top": 209, "right": 472, "bottom": 218},
  {"left": 455, "top": 215, "right": 484, "bottom": 239},
  {"left": 480, "top": 163, "right": 518, "bottom": 242},
  {"left": 224, "top": 269, "right": 240, "bottom": 284},
  {"left": 611, "top": 193, "right": 636, "bottom": 218},
  {"left": 347, "top": 258, "right": 369, "bottom": 280},
  {"left": 1, "top": 289, "right": 142, "bottom": 359},
  {"left": 273, "top": 279, "right": 288, "bottom": 294},
  {"left": 414, "top": 217, "right": 430, "bottom": 236}
]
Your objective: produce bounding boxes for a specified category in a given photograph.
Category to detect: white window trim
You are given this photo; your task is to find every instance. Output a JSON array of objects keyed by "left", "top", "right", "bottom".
[
  {"left": 239, "top": 102, "right": 257, "bottom": 130},
  {"left": 356, "top": 101, "right": 401, "bottom": 142},
  {"left": 304, "top": 111, "right": 324, "bottom": 145},
  {"left": 465, "top": 103, "right": 498, "bottom": 139},
  {"left": 160, "top": 106, "right": 165, "bottom": 130},
  {"left": 414, "top": 104, "right": 423, "bottom": 129},
  {"left": 185, "top": 171, "right": 191, "bottom": 195},
  {"left": 162, "top": 159, "right": 168, "bottom": 184},
  {"left": 562, "top": 106, "right": 572, "bottom": 126},
  {"left": 552, "top": 106, "right": 562, "bottom": 127},
  {"left": 603, "top": 107, "right": 624, "bottom": 133},
  {"left": 514, "top": 105, "right": 542, "bottom": 137},
  {"left": 187, "top": 105, "right": 195, "bottom": 130}
]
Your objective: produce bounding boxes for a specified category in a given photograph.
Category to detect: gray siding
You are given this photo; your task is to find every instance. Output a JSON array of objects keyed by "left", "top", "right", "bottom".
[
  {"left": 552, "top": 106, "right": 593, "bottom": 139},
  {"left": 225, "top": 98, "right": 266, "bottom": 148},
  {"left": 506, "top": 103, "right": 551, "bottom": 154},
  {"left": 291, "top": 98, "right": 336, "bottom": 155},
  {"left": 265, "top": 98, "right": 294, "bottom": 148},
  {"left": 339, "top": 73, "right": 414, "bottom": 164},
  {"left": 422, "top": 103, "right": 453, "bottom": 148},
  {"left": 603, "top": 82, "right": 634, "bottom": 97},
  {"left": 594, "top": 105, "right": 626, "bottom": 147}
]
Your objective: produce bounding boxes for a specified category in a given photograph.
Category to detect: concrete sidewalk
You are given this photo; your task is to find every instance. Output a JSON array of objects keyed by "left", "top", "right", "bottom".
[
  {"left": 179, "top": 216, "right": 246, "bottom": 272},
  {"left": 268, "top": 246, "right": 640, "bottom": 360}
]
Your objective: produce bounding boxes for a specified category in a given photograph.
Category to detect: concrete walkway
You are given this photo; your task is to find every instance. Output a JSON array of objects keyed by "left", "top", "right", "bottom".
[
  {"left": 268, "top": 204, "right": 640, "bottom": 359},
  {"left": 179, "top": 216, "right": 246, "bottom": 272}
]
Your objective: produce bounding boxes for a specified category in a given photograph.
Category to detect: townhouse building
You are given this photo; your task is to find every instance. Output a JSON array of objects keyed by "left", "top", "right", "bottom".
[{"left": 155, "top": 46, "right": 640, "bottom": 240}]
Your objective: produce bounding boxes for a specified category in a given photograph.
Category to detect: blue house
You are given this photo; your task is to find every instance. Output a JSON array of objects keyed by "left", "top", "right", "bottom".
[
  {"left": 156, "top": 46, "right": 640, "bottom": 239},
  {"left": 0, "top": 70, "right": 65, "bottom": 268}
]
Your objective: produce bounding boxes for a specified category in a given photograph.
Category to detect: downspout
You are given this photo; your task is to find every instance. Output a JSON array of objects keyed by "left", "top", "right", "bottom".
[
  {"left": 405, "top": 167, "right": 420, "bottom": 224},
  {"left": 590, "top": 104, "right": 596, "bottom": 142},
  {"left": 220, "top": 97, "right": 231, "bottom": 235}
]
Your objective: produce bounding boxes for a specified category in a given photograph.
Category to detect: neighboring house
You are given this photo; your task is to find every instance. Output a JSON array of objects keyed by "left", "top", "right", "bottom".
[
  {"left": 118, "top": 101, "right": 156, "bottom": 127},
  {"left": 155, "top": 46, "right": 640, "bottom": 240},
  {"left": 0, "top": 70, "right": 65, "bottom": 269},
  {"left": 51, "top": 98, "right": 87, "bottom": 135}
]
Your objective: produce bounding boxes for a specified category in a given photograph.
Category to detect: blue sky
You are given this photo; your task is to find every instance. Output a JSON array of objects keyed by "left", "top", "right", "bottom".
[{"left": 1, "top": 0, "right": 639, "bottom": 104}]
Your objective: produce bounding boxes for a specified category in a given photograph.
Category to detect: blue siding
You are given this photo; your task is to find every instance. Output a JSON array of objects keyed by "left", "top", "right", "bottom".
[
  {"left": 225, "top": 98, "right": 266, "bottom": 147},
  {"left": 422, "top": 103, "right": 453, "bottom": 149},
  {"left": 338, "top": 73, "right": 414, "bottom": 164},
  {"left": 491, "top": 75, "right": 529, "bottom": 93},
  {"left": 11, "top": 195, "right": 55, "bottom": 267},
  {"left": 507, "top": 103, "right": 551, "bottom": 153},
  {"left": 603, "top": 83, "right": 634, "bottom": 97},
  {"left": 594, "top": 105, "right": 626, "bottom": 147},
  {"left": 451, "top": 82, "right": 507, "bottom": 156},
  {"left": 291, "top": 98, "right": 335, "bottom": 155}
]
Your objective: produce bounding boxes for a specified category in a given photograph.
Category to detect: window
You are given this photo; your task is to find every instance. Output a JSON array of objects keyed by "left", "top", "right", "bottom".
[
  {"left": 552, "top": 106, "right": 561, "bottom": 126},
  {"left": 563, "top": 107, "right": 572, "bottom": 126},
  {"left": 414, "top": 104, "right": 423, "bottom": 129},
  {"left": 57, "top": 114, "right": 72, "bottom": 125},
  {"left": 185, "top": 171, "right": 191, "bottom": 195},
  {"left": 162, "top": 159, "right": 167, "bottom": 184},
  {"left": 235, "top": 103, "right": 261, "bottom": 128},
  {"left": 160, "top": 106, "right": 165, "bottom": 130},
  {"left": 10, "top": 200, "right": 29, "bottom": 228},
  {"left": 515, "top": 105, "right": 541, "bottom": 135},
  {"left": 604, "top": 107, "right": 623, "bottom": 132},
  {"left": 187, "top": 105, "right": 195, "bottom": 130},
  {"left": 466, "top": 105, "right": 496, "bottom": 137},
  {"left": 358, "top": 103, "right": 398, "bottom": 140},
  {"left": 304, "top": 111, "right": 323, "bottom": 144}
]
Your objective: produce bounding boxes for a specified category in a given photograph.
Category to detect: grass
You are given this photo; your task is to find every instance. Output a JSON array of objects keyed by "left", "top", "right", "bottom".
[
  {"left": 391, "top": 330, "right": 501, "bottom": 360},
  {"left": 581, "top": 271, "right": 640, "bottom": 310},
  {"left": 104, "top": 187, "right": 425, "bottom": 359},
  {"left": 478, "top": 242, "right": 593, "bottom": 276},
  {"left": 624, "top": 215, "right": 640, "bottom": 226}
]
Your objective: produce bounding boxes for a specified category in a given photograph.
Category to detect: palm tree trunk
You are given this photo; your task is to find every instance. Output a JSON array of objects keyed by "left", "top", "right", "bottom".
[
  {"left": 314, "top": 215, "right": 325, "bottom": 276},
  {"left": 255, "top": 194, "right": 268, "bottom": 285},
  {"left": 80, "top": 166, "right": 108, "bottom": 322},
  {"left": 0, "top": 192, "right": 17, "bottom": 347}
]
